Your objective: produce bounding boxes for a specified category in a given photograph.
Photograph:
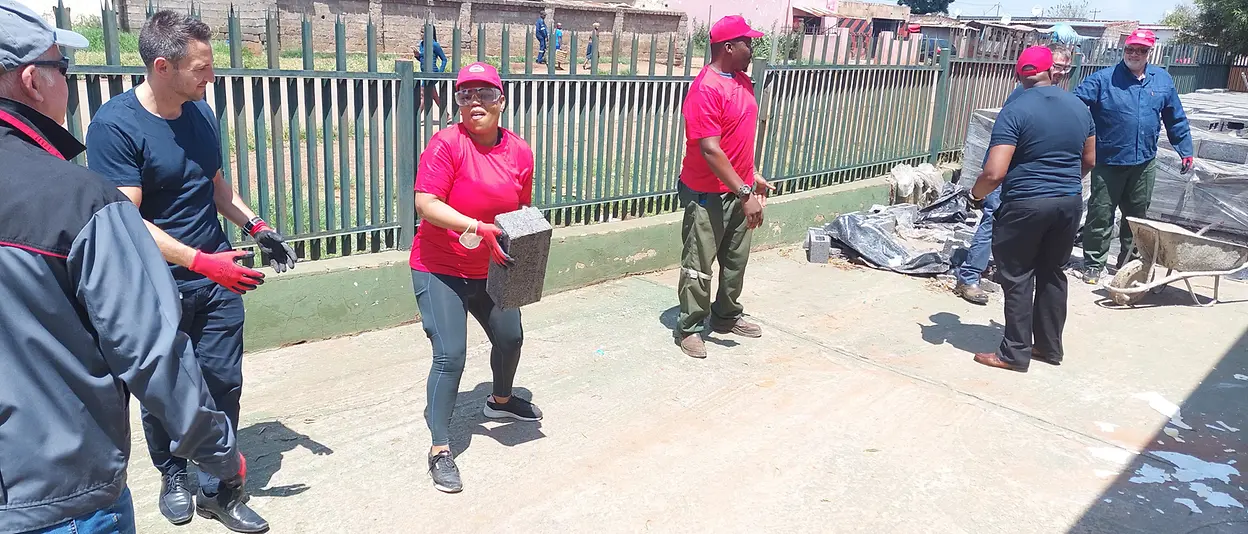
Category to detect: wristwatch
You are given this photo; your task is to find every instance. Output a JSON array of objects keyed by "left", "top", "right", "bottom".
[
  {"left": 242, "top": 216, "right": 264, "bottom": 235},
  {"left": 735, "top": 184, "right": 754, "bottom": 199}
]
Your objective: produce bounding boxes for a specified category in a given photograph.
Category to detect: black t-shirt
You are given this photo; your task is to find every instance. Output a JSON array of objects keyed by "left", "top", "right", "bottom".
[
  {"left": 86, "top": 90, "right": 230, "bottom": 291},
  {"left": 989, "top": 85, "right": 1096, "bottom": 202}
]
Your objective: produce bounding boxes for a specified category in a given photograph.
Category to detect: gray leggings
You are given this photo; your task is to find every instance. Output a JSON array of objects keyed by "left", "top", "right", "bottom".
[{"left": 412, "top": 269, "right": 524, "bottom": 446}]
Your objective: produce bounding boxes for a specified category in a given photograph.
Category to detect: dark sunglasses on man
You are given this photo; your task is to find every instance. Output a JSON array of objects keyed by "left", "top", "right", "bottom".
[{"left": 26, "top": 56, "right": 69, "bottom": 77}]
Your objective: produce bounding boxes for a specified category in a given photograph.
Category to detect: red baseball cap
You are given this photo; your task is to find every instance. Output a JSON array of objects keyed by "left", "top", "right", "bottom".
[
  {"left": 456, "top": 61, "right": 502, "bottom": 90},
  {"left": 1016, "top": 46, "right": 1053, "bottom": 77},
  {"left": 710, "top": 15, "right": 763, "bottom": 44},
  {"left": 1124, "top": 29, "right": 1156, "bottom": 48}
]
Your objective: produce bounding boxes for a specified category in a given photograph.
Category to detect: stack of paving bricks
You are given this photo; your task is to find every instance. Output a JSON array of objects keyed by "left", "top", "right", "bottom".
[{"left": 486, "top": 207, "right": 554, "bottom": 309}]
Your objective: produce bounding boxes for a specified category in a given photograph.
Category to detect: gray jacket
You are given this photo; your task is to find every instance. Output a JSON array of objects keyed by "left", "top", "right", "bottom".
[{"left": 0, "top": 98, "right": 240, "bottom": 533}]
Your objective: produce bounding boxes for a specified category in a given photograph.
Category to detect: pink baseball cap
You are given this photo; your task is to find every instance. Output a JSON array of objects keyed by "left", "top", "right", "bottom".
[
  {"left": 710, "top": 15, "right": 763, "bottom": 44},
  {"left": 456, "top": 61, "right": 502, "bottom": 90},
  {"left": 1124, "top": 29, "right": 1156, "bottom": 48},
  {"left": 1016, "top": 46, "right": 1053, "bottom": 77}
]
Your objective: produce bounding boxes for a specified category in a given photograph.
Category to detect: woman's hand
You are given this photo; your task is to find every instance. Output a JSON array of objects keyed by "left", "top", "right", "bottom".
[{"left": 475, "top": 223, "right": 514, "bottom": 267}]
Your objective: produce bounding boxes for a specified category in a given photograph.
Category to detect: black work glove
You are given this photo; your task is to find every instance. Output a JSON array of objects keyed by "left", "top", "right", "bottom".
[
  {"left": 963, "top": 189, "right": 985, "bottom": 211},
  {"left": 246, "top": 218, "right": 298, "bottom": 273}
]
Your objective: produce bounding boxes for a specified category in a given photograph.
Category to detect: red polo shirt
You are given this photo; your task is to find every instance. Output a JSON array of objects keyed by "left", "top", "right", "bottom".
[
  {"left": 409, "top": 124, "right": 535, "bottom": 279},
  {"left": 679, "top": 66, "right": 759, "bottom": 193}
]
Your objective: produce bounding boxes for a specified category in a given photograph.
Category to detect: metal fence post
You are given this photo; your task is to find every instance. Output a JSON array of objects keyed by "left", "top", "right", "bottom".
[
  {"left": 752, "top": 57, "right": 769, "bottom": 167},
  {"left": 397, "top": 60, "right": 417, "bottom": 250},
  {"left": 926, "top": 48, "right": 952, "bottom": 164}
]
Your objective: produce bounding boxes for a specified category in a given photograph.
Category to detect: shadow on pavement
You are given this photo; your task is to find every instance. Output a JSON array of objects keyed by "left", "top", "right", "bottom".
[
  {"left": 1068, "top": 326, "right": 1248, "bottom": 534},
  {"left": 918, "top": 312, "right": 1004, "bottom": 354},
  {"left": 447, "top": 383, "right": 546, "bottom": 458},
  {"left": 236, "top": 421, "right": 334, "bottom": 498},
  {"left": 658, "top": 306, "right": 741, "bottom": 348}
]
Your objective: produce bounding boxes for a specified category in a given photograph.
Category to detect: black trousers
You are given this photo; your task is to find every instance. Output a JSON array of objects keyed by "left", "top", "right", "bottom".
[{"left": 991, "top": 195, "right": 1082, "bottom": 368}]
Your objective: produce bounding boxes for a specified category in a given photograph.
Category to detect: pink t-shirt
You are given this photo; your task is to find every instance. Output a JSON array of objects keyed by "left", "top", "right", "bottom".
[
  {"left": 409, "top": 125, "right": 535, "bottom": 279},
  {"left": 679, "top": 66, "right": 759, "bottom": 193}
]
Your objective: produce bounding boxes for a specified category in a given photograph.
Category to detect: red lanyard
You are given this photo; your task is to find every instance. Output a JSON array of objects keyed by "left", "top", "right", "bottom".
[{"left": 0, "top": 109, "right": 65, "bottom": 160}]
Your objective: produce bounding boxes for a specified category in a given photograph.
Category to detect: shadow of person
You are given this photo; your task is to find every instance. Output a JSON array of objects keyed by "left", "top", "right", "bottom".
[
  {"left": 918, "top": 311, "right": 1004, "bottom": 354},
  {"left": 445, "top": 382, "right": 547, "bottom": 458},
  {"left": 658, "top": 305, "right": 740, "bottom": 348},
  {"left": 235, "top": 421, "right": 334, "bottom": 498}
]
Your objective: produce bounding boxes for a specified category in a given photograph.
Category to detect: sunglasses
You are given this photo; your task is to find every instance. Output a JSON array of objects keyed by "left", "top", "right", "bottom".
[
  {"left": 454, "top": 86, "right": 503, "bottom": 107},
  {"left": 27, "top": 57, "right": 70, "bottom": 77}
]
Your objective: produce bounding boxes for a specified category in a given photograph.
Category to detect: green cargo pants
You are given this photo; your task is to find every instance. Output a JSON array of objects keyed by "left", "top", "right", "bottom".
[
  {"left": 677, "top": 181, "right": 752, "bottom": 335},
  {"left": 1082, "top": 159, "right": 1157, "bottom": 271}
]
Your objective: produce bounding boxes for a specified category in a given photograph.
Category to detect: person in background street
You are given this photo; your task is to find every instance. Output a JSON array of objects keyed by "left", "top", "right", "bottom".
[
  {"left": 675, "top": 15, "right": 774, "bottom": 359},
  {"left": 583, "top": 22, "right": 599, "bottom": 69},
  {"left": 954, "top": 44, "right": 1072, "bottom": 305},
  {"left": 85, "top": 10, "right": 296, "bottom": 533},
  {"left": 416, "top": 26, "right": 449, "bottom": 120},
  {"left": 410, "top": 62, "right": 540, "bottom": 493},
  {"left": 554, "top": 22, "right": 564, "bottom": 69},
  {"left": 967, "top": 46, "right": 1096, "bottom": 373},
  {"left": 535, "top": 12, "right": 548, "bottom": 64},
  {"left": 1073, "top": 29, "right": 1194, "bottom": 284},
  {"left": 0, "top": 1, "right": 248, "bottom": 533}
]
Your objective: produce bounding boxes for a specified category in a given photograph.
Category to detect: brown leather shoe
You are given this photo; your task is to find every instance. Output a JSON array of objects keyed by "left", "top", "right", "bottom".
[
  {"left": 711, "top": 317, "right": 763, "bottom": 338},
  {"left": 973, "top": 352, "right": 1027, "bottom": 372},
  {"left": 677, "top": 333, "right": 707, "bottom": 359},
  {"left": 954, "top": 282, "right": 989, "bottom": 305}
]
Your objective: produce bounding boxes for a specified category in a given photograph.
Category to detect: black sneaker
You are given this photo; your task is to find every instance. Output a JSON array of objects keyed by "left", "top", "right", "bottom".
[
  {"left": 159, "top": 470, "right": 194, "bottom": 525},
  {"left": 483, "top": 395, "right": 543, "bottom": 421},
  {"left": 428, "top": 451, "right": 462, "bottom": 493}
]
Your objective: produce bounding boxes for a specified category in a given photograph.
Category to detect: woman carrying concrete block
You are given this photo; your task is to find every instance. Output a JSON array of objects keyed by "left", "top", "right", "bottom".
[{"left": 408, "top": 62, "right": 540, "bottom": 494}]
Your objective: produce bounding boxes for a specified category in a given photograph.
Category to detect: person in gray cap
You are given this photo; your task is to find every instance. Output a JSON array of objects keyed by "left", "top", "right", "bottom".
[{"left": 0, "top": 1, "right": 249, "bottom": 533}]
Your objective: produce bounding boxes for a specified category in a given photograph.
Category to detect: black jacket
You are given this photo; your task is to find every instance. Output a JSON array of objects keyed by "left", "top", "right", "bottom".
[{"left": 0, "top": 98, "right": 240, "bottom": 533}]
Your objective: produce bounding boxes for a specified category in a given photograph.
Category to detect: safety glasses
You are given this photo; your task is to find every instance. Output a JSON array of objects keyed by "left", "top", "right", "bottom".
[
  {"left": 454, "top": 86, "right": 503, "bottom": 107},
  {"left": 26, "top": 57, "right": 69, "bottom": 77}
]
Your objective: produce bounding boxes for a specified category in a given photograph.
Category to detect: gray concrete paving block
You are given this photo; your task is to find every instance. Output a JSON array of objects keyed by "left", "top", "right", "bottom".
[
  {"left": 1197, "top": 137, "right": 1248, "bottom": 164},
  {"left": 808, "top": 230, "right": 832, "bottom": 263},
  {"left": 487, "top": 206, "right": 553, "bottom": 309}
]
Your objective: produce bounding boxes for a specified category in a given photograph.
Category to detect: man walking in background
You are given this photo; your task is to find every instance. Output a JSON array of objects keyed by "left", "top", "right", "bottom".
[
  {"left": 0, "top": 2, "right": 248, "bottom": 532},
  {"left": 86, "top": 10, "right": 296, "bottom": 533},
  {"left": 1073, "top": 29, "right": 1195, "bottom": 284},
  {"left": 954, "top": 44, "right": 1072, "bottom": 305},
  {"left": 675, "top": 15, "right": 774, "bottom": 359},
  {"left": 535, "top": 12, "right": 548, "bottom": 64}
]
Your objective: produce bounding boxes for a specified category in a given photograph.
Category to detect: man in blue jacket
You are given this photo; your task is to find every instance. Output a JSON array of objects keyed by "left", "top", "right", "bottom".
[
  {"left": 535, "top": 12, "right": 548, "bottom": 64},
  {"left": 0, "top": 2, "right": 248, "bottom": 532},
  {"left": 1073, "top": 29, "right": 1195, "bottom": 284}
]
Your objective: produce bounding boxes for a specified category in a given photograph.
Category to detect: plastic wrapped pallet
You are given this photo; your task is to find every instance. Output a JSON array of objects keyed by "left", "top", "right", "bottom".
[
  {"left": 959, "top": 108, "right": 1000, "bottom": 183},
  {"left": 1147, "top": 145, "right": 1248, "bottom": 245}
]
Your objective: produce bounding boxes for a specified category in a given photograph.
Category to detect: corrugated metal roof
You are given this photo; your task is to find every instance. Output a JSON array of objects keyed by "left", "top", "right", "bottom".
[{"left": 793, "top": 5, "right": 837, "bottom": 17}]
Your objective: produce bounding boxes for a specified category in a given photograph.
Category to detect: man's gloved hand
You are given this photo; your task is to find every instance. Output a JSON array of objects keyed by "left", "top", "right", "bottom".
[
  {"left": 476, "top": 222, "right": 514, "bottom": 267},
  {"left": 963, "top": 189, "right": 985, "bottom": 211},
  {"left": 247, "top": 219, "right": 298, "bottom": 273},
  {"left": 1181, "top": 157, "right": 1195, "bottom": 174},
  {"left": 189, "top": 250, "right": 265, "bottom": 294}
]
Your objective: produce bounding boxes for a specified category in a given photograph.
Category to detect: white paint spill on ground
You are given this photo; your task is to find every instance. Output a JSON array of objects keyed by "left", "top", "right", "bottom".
[
  {"left": 1190, "top": 482, "right": 1245, "bottom": 509},
  {"left": 1132, "top": 392, "right": 1193, "bottom": 430},
  {"left": 1215, "top": 421, "right": 1239, "bottom": 432},
  {"left": 1163, "top": 427, "right": 1186, "bottom": 442},
  {"left": 1130, "top": 464, "right": 1171, "bottom": 484},
  {"left": 1155, "top": 508, "right": 1164, "bottom": 514},
  {"left": 1103, "top": 499, "right": 1113, "bottom": 504},
  {"left": 1153, "top": 451, "right": 1240, "bottom": 484},
  {"left": 1175, "top": 498, "right": 1202, "bottom": 514},
  {"left": 1097, "top": 421, "right": 1118, "bottom": 432},
  {"left": 1090, "top": 447, "right": 1135, "bottom": 465},
  {"left": 1227, "top": 449, "right": 1238, "bottom": 453},
  {"left": 1235, "top": 374, "right": 1248, "bottom": 381}
]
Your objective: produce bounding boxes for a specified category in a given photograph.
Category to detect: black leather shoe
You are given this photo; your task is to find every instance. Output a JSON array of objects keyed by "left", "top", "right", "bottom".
[
  {"left": 195, "top": 487, "right": 269, "bottom": 533},
  {"left": 158, "top": 470, "right": 193, "bottom": 525}
]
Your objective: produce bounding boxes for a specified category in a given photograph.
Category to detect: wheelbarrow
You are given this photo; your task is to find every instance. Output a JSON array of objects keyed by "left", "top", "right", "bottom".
[{"left": 1106, "top": 217, "right": 1248, "bottom": 307}]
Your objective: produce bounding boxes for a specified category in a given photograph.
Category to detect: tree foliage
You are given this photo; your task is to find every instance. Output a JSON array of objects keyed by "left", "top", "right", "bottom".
[
  {"left": 897, "top": 0, "right": 954, "bottom": 16},
  {"left": 1045, "top": 0, "right": 1092, "bottom": 19},
  {"left": 1190, "top": 0, "right": 1248, "bottom": 56}
]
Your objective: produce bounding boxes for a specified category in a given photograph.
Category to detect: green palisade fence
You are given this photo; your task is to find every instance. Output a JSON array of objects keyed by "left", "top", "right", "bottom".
[{"left": 53, "top": 2, "right": 1242, "bottom": 265}]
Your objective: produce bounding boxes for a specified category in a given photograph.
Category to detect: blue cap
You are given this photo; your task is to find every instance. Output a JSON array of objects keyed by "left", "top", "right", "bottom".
[{"left": 0, "top": 0, "right": 89, "bottom": 71}]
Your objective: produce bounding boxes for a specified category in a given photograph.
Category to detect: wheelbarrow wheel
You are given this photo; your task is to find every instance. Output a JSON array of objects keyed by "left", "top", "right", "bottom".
[{"left": 1108, "top": 259, "right": 1150, "bottom": 306}]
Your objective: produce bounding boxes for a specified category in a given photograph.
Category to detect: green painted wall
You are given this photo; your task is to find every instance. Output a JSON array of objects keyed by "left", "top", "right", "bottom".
[{"left": 241, "top": 178, "right": 892, "bottom": 352}]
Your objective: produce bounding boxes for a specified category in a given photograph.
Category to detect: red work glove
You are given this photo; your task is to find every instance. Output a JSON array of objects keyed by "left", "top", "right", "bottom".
[
  {"left": 220, "top": 453, "right": 248, "bottom": 490},
  {"left": 475, "top": 223, "right": 514, "bottom": 267},
  {"left": 1181, "top": 157, "right": 1195, "bottom": 174},
  {"left": 189, "top": 250, "right": 265, "bottom": 294}
]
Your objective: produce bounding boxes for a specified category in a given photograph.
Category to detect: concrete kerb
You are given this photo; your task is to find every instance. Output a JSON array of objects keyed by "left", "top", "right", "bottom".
[{"left": 241, "top": 176, "right": 902, "bottom": 352}]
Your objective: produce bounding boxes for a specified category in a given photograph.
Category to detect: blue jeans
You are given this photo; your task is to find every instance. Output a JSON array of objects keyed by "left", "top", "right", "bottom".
[
  {"left": 956, "top": 186, "right": 1002, "bottom": 285},
  {"left": 141, "top": 282, "right": 245, "bottom": 494},
  {"left": 24, "top": 489, "right": 136, "bottom": 534},
  {"left": 412, "top": 270, "right": 524, "bottom": 446}
]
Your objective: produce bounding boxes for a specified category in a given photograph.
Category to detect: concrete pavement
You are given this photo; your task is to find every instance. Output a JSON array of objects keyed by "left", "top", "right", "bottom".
[{"left": 125, "top": 246, "right": 1247, "bottom": 533}]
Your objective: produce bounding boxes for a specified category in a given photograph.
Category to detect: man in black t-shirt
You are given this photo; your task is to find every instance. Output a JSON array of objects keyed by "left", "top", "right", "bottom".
[{"left": 966, "top": 46, "right": 1096, "bottom": 373}]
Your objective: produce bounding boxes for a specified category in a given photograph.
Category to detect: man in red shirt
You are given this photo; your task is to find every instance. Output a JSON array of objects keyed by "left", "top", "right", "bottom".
[{"left": 675, "top": 15, "right": 774, "bottom": 359}]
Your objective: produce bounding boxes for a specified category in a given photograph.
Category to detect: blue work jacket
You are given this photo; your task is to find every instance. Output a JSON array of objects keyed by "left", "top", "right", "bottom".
[{"left": 1073, "top": 61, "right": 1193, "bottom": 166}]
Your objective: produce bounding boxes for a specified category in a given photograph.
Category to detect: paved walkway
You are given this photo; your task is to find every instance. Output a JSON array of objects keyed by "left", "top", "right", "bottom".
[{"left": 126, "top": 246, "right": 1248, "bottom": 533}]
